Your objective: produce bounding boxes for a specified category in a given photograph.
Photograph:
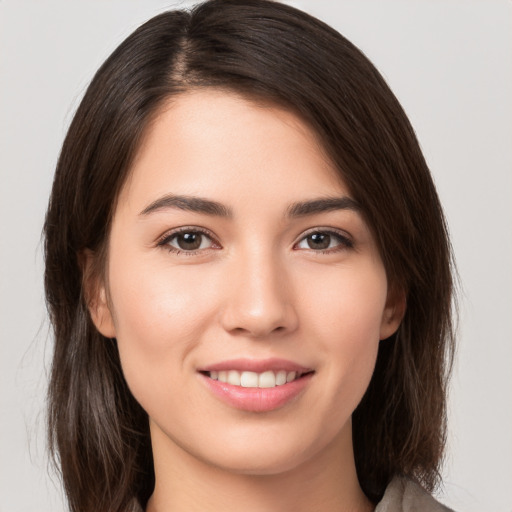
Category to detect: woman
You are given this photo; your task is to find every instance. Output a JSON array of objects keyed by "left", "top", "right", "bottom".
[{"left": 44, "top": 0, "right": 455, "bottom": 510}]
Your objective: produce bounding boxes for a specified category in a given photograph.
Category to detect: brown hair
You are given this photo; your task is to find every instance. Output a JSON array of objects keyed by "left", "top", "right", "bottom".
[{"left": 44, "top": 1, "right": 455, "bottom": 510}]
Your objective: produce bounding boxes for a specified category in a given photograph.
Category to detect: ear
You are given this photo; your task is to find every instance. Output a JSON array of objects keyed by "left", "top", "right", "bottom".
[
  {"left": 380, "top": 285, "right": 406, "bottom": 341},
  {"left": 81, "top": 249, "right": 116, "bottom": 338}
]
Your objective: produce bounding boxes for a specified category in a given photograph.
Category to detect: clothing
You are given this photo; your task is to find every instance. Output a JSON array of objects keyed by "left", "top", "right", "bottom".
[{"left": 376, "top": 477, "right": 454, "bottom": 512}]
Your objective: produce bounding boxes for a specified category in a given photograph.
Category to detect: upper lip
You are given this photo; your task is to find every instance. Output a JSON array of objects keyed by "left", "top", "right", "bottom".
[{"left": 198, "top": 358, "right": 313, "bottom": 374}]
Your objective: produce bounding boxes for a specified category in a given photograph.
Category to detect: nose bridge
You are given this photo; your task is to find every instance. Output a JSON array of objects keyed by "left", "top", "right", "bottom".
[{"left": 220, "top": 243, "right": 297, "bottom": 337}]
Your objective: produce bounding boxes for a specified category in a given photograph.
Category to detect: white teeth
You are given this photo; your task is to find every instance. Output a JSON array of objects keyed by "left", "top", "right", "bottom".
[
  {"left": 211, "top": 369, "right": 304, "bottom": 388},
  {"left": 286, "top": 371, "right": 297, "bottom": 383},
  {"left": 227, "top": 370, "right": 240, "bottom": 386},
  {"left": 240, "top": 371, "right": 258, "bottom": 387},
  {"left": 276, "top": 370, "right": 287, "bottom": 386},
  {"left": 258, "top": 370, "right": 276, "bottom": 388}
]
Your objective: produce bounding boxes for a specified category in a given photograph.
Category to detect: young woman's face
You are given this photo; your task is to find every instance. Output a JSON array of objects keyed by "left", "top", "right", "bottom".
[{"left": 90, "top": 89, "right": 401, "bottom": 475}]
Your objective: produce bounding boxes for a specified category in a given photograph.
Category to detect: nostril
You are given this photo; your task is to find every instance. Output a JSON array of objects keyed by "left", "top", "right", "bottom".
[{"left": 219, "top": 291, "right": 299, "bottom": 338}]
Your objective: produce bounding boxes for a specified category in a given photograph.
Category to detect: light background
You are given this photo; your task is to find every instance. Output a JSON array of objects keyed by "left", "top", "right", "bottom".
[{"left": 1, "top": 1, "right": 511, "bottom": 511}]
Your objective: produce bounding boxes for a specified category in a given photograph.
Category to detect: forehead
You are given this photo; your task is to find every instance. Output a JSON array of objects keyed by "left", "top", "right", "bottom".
[{"left": 119, "top": 89, "right": 348, "bottom": 213}]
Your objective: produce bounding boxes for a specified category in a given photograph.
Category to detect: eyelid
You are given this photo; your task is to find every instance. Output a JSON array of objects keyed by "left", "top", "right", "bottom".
[
  {"left": 156, "top": 226, "right": 221, "bottom": 253},
  {"left": 155, "top": 225, "right": 353, "bottom": 255},
  {"left": 293, "top": 227, "right": 354, "bottom": 251}
]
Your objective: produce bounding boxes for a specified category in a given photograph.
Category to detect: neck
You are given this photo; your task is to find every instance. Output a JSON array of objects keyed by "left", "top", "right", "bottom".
[{"left": 145, "top": 420, "right": 374, "bottom": 512}]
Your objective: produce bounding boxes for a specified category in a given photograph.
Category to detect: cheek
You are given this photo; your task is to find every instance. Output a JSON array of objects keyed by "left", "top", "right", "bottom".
[
  {"left": 108, "top": 241, "right": 223, "bottom": 336},
  {"left": 105, "top": 253, "right": 219, "bottom": 402},
  {"left": 302, "top": 261, "right": 388, "bottom": 344},
  {"left": 301, "top": 262, "right": 387, "bottom": 401}
]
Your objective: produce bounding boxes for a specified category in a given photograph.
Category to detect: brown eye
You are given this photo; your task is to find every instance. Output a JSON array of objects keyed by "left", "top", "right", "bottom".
[
  {"left": 295, "top": 230, "right": 353, "bottom": 252},
  {"left": 166, "top": 231, "right": 214, "bottom": 252},
  {"left": 306, "top": 233, "right": 331, "bottom": 250}
]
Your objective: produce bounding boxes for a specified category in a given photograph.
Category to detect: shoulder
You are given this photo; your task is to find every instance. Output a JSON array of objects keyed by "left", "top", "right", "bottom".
[{"left": 375, "top": 477, "right": 455, "bottom": 512}]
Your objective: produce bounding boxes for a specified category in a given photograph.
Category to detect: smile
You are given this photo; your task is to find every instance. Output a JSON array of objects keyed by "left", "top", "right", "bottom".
[
  {"left": 206, "top": 369, "right": 306, "bottom": 388},
  {"left": 198, "top": 359, "right": 314, "bottom": 412}
]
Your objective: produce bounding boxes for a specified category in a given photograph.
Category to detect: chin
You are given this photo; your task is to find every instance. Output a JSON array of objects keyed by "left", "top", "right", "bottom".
[
  {"left": 201, "top": 446, "right": 311, "bottom": 477},
  {"left": 185, "top": 420, "right": 346, "bottom": 478}
]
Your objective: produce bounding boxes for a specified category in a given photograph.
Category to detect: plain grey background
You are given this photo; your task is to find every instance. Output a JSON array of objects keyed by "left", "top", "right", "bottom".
[{"left": 1, "top": 1, "right": 511, "bottom": 511}]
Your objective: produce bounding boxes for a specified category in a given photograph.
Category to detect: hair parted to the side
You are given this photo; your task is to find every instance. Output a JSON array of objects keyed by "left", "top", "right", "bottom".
[{"left": 44, "top": 1, "right": 456, "bottom": 511}]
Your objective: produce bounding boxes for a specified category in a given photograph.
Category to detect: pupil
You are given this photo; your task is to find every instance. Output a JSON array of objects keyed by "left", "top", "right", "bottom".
[
  {"left": 178, "top": 233, "right": 201, "bottom": 250},
  {"left": 308, "top": 233, "right": 330, "bottom": 250}
]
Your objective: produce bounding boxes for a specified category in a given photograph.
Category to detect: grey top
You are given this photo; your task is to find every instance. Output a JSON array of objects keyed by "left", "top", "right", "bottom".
[{"left": 376, "top": 477, "right": 454, "bottom": 512}]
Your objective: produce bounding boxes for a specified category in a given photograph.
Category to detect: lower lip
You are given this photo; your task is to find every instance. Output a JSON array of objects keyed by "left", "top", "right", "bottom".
[{"left": 199, "top": 373, "right": 313, "bottom": 412}]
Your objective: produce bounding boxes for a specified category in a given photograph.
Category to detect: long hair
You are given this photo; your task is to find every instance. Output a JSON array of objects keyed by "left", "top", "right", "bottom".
[{"left": 44, "top": 1, "right": 455, "bottom": 510}]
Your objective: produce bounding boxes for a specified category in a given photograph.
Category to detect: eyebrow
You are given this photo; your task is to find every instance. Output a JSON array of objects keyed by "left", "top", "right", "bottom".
[
  {"left": 139, "top": 194, "right": 232, "bottom": 217},
  {"left": 139, "top": 194, "right": 360, "bottom": 218},
  {"left": 286, "top": 196, "right": 360, "bottom": 217}
]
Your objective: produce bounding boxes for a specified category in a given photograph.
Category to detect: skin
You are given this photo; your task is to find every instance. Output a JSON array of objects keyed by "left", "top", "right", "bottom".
[{"left": 88, "top": 89, "right": 404, "bottom": 512}]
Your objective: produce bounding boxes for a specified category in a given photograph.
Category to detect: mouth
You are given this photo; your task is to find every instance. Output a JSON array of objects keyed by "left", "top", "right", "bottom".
[
  {"left": 198, "top": 359, "right": 315, "bottom": 412},
  {"left": 200, "top": 369, "right": 313, "bottom": 388}
]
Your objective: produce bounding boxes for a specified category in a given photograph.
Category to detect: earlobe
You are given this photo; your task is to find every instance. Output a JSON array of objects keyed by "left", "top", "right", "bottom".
[
  {"left": 379, "top": 287, "right": 406, "bottom": 341},
  {"left": 81, "top": 249, "right": 116, "bottom": 338},
  {"left": 89, "top": 286, "right": 117, "bottom": 338}
]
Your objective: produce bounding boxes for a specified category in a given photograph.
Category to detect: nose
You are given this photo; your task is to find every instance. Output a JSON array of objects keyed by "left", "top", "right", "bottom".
[{"left": 219, "top": 249, "right": 299, "bottom": 338}]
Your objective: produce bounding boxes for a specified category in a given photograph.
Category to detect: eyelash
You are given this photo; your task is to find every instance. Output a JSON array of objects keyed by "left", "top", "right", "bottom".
[
  {"left": 156, "top": 226, "right": 219, "bottom": 256},
  {"left": 156, "top": 227, "right": 354, "bottom": 256},
  {"left": 294, "top": 228, "right": 354, "bottom": 254}
]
